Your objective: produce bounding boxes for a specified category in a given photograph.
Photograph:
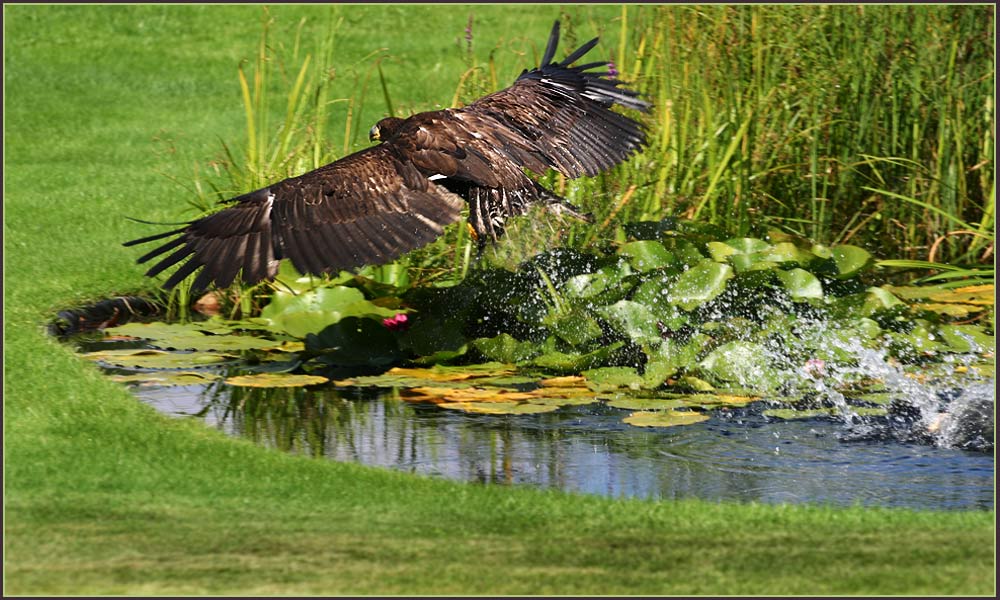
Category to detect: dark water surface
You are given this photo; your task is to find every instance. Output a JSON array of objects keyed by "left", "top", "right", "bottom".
[{"left": 135, "top": 380, "right": 995, "bottom": 511}]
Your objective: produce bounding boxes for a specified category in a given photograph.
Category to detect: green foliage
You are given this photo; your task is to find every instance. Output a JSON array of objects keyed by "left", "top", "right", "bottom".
[
  {"left": 89, "top": 225, "right": 993, "bottom": 431},
  {"left": 398, "top": 227, "right": 988, "bottom": 398}
]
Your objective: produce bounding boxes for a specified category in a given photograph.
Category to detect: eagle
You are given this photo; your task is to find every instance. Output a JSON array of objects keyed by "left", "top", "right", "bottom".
[{"left": 125, "top": 21, "right": 650, "bottom": 291}]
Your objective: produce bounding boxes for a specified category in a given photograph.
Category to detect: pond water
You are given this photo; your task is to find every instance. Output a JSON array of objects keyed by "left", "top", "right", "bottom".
[
  {"left": 61, "top": 293, "right": 993, "bottom": 513},
  {"left": 129, "top": 374, "right": 994, "bottom": 511}
]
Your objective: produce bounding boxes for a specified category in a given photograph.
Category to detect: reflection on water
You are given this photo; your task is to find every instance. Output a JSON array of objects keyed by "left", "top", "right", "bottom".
[{"left": 139, "top": 381, "right": 994, "bottom": 511}]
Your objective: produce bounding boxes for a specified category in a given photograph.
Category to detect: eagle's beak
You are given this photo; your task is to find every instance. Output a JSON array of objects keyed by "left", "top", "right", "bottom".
[{"left": 369, "top": 125, "right": 380, "bottom": 142}]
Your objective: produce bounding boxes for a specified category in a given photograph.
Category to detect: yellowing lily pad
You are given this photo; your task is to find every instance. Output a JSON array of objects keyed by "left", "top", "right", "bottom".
[
  {"left": 679, "top": 376, "right": 716, "bottom": 391},
  {"left": 540, "top": 376, "right": 588, "bottom": 387},
  {"left": 688, "top": 393, "right": 760, "bottom": 407},
  {"left": 527, "top": 395, "right": 600, "bottom": 407},
  {"left": 389, "top": 364, "right": 516, "bottom": 381},
  {"left": 530, "top": 386, "right": 599, "bottom": 399},
  {"left": 605, "top": 397, "right": 689, "bottom": 411},
  {"left": 438, "top": 401, "right": 560, "bottom": 415},
  {"left": 224, "top": 373, "right": 329, "bottom": 388},
  {"left": 928, "top": 286, "right": 994, "bottom": 306},
  {"left": 913, "top": 303, "right": 977, "bottom": 317},
  {"left": 623, "top": 410, "right": 710, "bottom": 428},
  {"left": 401, "top": 386, "right": 536, "bottom": 403},
  {"left": 334, "top": 363, "right": 518, "bottom": 388}
]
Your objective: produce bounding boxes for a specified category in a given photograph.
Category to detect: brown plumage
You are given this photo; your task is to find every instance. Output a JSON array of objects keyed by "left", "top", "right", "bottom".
[{"left": 125, "top": 21, "right": 650, "bottom": 291}]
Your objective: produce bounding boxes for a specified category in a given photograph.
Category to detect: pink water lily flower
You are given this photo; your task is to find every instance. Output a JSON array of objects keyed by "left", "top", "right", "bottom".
[{"left": 382, "top": 313, "right": 410, "bottom": 331}]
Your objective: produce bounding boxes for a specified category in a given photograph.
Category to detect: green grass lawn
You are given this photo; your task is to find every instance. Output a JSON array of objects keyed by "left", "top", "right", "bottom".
[{"left": 4, "top": 5, "right": 995, "bottom": 595}]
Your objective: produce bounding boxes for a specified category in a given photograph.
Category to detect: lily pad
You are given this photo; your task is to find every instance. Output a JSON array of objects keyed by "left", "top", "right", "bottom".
[
  {"left": 684, "top": 393, "right": 760, "bottom": 407},
  {"left": 830, "top": 245, "right": 872, "bottom": 279},
  {"left": 438, "top": 401, "right": 559, "bottom": 415},
  {"left": 559, "top": 266, "right": 633, "bottom": 305},
  {"left": 617, "top": 240, "right": 676, "bottom": 272},
  {"left": 472, "top": 334, "right": 541, "bottom": 363},
  {"left": 256, "top": 285, "right": 399, "bottom": 338},
  {"left": 605, "top": 396, "right": 689, "bottom": 410},
  {"left": 83, "top": 349, "right": 233, "bottom": 369},
  {"left": 707, "top": 238, "right": 771, "bottom": 262},
  {"left": 913, "top": 303, "right": 978, "bottom": 317},
  {"left": 401, "top": 386, "right": 537, "bottom": 404},
  {"left": 937, "top": 325, "right": 995, "bottom": 353},
  {"left": 699, "top": 341, "right": 782, "bottom": 393},
  {"left": 669, "top": 259, "right": 734, "bottom": 311},
  {"left": 545, "top": 308, "right": 605, "bottom": 346},
  {"left": 774, "top": 268, "right": 824, "bottom": 300},
  {"left": 104, "top": 321, "right": 284, "bottom": 352},
  {"left": 109, "top": 371, "right": 221, "bottom": 387},
  {"left": 224, "top": 373, "right": 330, "bottom": 388},
  {"left": 763, "top": 407, "right": 888, "bottom": 420},
  {"left": 927, "top": 285, "right": 994, "bottom": 306},
  {"left": 105, "top": 321, "right": 224, "bottom": 339},
  {"left": 759, "top": 242, "right": 816, "bottom": 265},
  {"left": 583, "top": 366, "right": 645, "bottom": 391},
  {"left": 539, "top": 375, "right": 588, "bottom": 387},
  {"left": 334, "top": 363, "right": 517, "bottom": 389},
  {"left": 527, "top": 395, "right": 600, "bottom": 407},
  {"left": 531, "top": 342, "right": 624, "bottom": 373},
  {"left": 640, "top": 357, "right": 680, "bottom": 389},
  {"left": 862, "top": 286, "right": 905, "bottom": 314},
  {"left": 678, "top": 375, "right": 716, "bottom": 391},
  {"left": 596, "top": 301, "right": 662, "bottom": 346},
  {"left": 623, "top": 410, "right": 710, "bottom": 428}
]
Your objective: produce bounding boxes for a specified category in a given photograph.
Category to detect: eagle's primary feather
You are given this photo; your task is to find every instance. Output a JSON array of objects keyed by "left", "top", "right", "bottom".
[{"left": 125, "top": 20, "right": 650, "bottom": 290}]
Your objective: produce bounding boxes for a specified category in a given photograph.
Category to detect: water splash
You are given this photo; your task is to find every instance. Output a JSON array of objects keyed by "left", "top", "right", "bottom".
[{"left": 773, "top": 319, "right": 994, "bottom": 452}]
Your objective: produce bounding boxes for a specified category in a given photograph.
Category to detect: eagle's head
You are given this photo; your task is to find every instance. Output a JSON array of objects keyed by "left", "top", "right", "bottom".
[{"left": 369, "top": 116, "right": 406, "bottom": 143}]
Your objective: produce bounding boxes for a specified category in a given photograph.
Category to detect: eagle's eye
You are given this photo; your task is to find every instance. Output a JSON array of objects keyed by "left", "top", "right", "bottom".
[{"left": 369, "top": 125, "right": 380, "bottom": 142}]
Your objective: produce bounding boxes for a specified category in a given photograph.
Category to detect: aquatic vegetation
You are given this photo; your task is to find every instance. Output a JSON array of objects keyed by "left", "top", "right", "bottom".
[{"left": 81, "top": 223, "right": 993, "bottom": 443}]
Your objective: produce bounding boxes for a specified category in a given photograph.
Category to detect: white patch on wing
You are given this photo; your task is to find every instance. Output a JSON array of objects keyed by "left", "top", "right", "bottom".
[{"left": 427, "top": 174, "right": 447, "bottom": 181}]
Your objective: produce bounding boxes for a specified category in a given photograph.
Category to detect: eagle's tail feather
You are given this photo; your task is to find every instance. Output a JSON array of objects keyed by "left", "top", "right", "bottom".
[{"left": 527, "top": 21, "right": 651, "bottom": 115}]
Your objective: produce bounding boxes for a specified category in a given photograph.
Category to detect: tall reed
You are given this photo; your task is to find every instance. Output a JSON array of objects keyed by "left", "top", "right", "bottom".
[{"left": 598, "top": 5, "right": 993, "bottom": 267}]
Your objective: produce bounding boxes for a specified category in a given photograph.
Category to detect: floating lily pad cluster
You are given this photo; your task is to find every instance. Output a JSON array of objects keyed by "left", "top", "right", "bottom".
[
  {"left": 385, "top": 224, "right": 994, "bottom": 398},
  {"left": 82, "top": 320, "right": 310, "bottom": 388},
  {"left": 83, "top": 221, "right": 994, "bottom": 429},
  {"left": 332, "top": 363, "right": 754, "bottom": 423}
]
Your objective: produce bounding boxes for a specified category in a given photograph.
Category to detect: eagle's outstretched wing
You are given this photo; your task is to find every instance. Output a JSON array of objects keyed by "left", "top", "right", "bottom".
[
  {"left": 461, "top": 20, "right": 650, "bottom": 179},
  {"left": 125, "top": 144, "right": 464, "bottom": 290},
  {"left": 370, "top": 21, "right": 649, "bottom": 241},
  {"left": 126, "top": 20, "right": 648, "bottom": 290}
]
